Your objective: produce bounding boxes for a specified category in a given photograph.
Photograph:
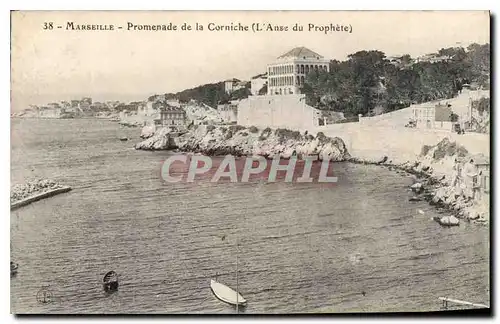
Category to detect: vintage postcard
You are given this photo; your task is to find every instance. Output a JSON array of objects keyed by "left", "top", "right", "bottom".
[{"left": 10, "top": 10, "right": 490, "bottom": 314}]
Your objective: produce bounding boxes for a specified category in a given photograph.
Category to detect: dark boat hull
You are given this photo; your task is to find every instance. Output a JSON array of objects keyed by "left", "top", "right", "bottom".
[
  {"left": 103, "top": 281, "right": 119, "bottom": 292},
  {"left": 103, "top": 271, "right": 119, "bottom": 292}
]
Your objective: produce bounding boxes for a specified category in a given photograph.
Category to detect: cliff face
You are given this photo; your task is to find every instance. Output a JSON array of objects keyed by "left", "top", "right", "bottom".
[
  {"left": 350, "top": 137, "right": 489, "bottom": 224},
  {"left": 135, "top": 125, "right": 351, "bottom": 161}
]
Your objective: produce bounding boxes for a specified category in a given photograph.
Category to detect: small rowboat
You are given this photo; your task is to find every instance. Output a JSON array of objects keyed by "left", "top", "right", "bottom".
[
  {"left": 11, "top": 262, "right": 18, "bottom": 276},
  {"left": 210, "top": 279, "right": 246, "bottom": 306},
  {"left": 103, "top": 271, "right": 119, "bottom": 292},
  {"left": 119, "top": 137, "right": 129, "bottom": 142}
]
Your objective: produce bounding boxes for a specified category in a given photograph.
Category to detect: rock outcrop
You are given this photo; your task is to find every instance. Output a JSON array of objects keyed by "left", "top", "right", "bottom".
[
  {"left": 140, "top": 125, "right": 156, "bottom": 139},
  {"left": 135, "top": 125, "right": 351, "bottom": 161}
]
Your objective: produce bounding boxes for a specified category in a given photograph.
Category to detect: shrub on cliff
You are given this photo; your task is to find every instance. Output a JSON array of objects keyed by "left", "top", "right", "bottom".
[
  {"left": 258, "top": 127, "right": 272, "bottom": 141},
  {"left": 248, "top": 126, "right": 259, "bottom": 133},
  {"left": 229, "top": 125, "right": 246, "bottom": 133},
  {"left": 275, "top": 128, "right": 302, "bottom": 141},
  {"left": 432, "top": 138, "right": 469, "bottom": 160},
  {"left": 207, "top": 125, "right": 216, "bottom": 132},
  {"left": 421, "top": 145, "right": 433, "bottom": 156},
  {"left": 316, "top": 132, "right": 327, "bottom": 141}
]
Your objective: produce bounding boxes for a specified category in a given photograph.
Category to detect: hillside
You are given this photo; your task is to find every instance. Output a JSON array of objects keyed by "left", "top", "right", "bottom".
[
  {"left": 164, "top": 80, "right": 251, "bottom": 107},
  {"left": 301, "top": 43, "right": 490, "bottom": 118}
]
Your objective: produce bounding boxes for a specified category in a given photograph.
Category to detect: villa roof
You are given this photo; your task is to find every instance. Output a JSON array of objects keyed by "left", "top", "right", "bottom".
[
  {"left": 278, "top": 47, "right": 324, "bottom": 60},
  {"left": 470, "top": 154, "right": 489, "bottom": 166},
  {"left": 251, "top": 73, "right": 267, "bottom": 79}
]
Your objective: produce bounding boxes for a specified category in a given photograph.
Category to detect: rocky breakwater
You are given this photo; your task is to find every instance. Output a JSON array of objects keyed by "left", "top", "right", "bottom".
[
  {"left": 350, "top": 137, "right": 489, "bottom": 225},
  {"left": 119, "top": 120, "right": 142, "bottom": 128},
  {"left": 11, "top": 178, "right": 72, "bottom": 210},
  {"left": 135, "top": 124, "right": 350, "bottom": 161}
]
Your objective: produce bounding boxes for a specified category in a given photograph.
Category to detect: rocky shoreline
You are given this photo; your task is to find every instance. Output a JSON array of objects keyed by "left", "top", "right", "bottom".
[
  {"left": 136, "top": 125, "right": 488, "bottom": 226},
  {"left": 349, "top": 138, "right": 489, "bottom": 225}
]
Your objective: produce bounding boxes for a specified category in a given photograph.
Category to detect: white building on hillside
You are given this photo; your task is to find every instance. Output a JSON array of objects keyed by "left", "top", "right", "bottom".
[
  {"left": 250, "top": 73, "right": 268, "bottom": 95},
  {"left": 224, "top": 78, "right": 246, "bottom": 94},
  {"left": 238, "top": 94, "right": 322, "bottom": 129},
  {"left": 138, "top": 101, "right": 160, "bottom": 117},
  {"left": 267, "top": 47, "right": 330, "bottom": 95}
]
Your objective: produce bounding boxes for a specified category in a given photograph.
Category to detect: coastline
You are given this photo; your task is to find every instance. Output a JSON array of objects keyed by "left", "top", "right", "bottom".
[{"left": 136, "top": 124, "right": 489, "bottom": 226}]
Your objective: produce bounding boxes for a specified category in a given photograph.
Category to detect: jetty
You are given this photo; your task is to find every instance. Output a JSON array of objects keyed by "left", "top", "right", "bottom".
[{"left": 11, "top": 186, "right": 72, "bottom": 211}]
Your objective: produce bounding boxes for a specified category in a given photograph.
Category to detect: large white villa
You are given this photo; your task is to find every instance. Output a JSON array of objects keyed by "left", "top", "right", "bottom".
[
  {"left": 237, "top": 46, "right": 329, "bottom": 129},
  {"left": 266, "top": 47, "right": 330, "bottom": 95}
]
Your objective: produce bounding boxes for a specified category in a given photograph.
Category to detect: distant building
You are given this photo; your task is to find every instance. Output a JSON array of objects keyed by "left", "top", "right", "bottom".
[
  {"left": 60, "top": 101, "right": 71, "bottom": 109},
  {"left": 155, "top": 105, "right": 186, "bottom": 127},
  {"left": 250, "top": 73, "right": 268, "bottom": 96},
  {"left": 473, "top": 155, "right": 490, "bottom": 200},
  {"left": 79, "top": 98, "right": 92, "bottom": 111},
  {"left": 138, "top": 100, "right": 161, "bottom": 117},
  {"left": 106, "top": 101, "right": 122, "bottom": 109},
  {"left": 166, "top": 99, "right": 181, "bottom": 108},
  {"left": 90, "top": 102, "right": 108, "bottom": 111},
  {"left": 217, "top": 101, "right": 238, "bottom": 123},
  {"left": 38, "top": 105, "right": 62, "bottom": 118},
  {"left": 411, "top": 102, "right": 454, "bottom": 130},
  {"left": 414, "top": 53, "right": 451, "bottom": 64},
  {"left": 267, "top": 47, "right": 330, "bottom": 96}
]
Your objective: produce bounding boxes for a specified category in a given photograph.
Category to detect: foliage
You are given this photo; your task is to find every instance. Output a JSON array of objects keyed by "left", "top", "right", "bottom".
[
  {"left": 472, "top": 97, "right": 490, "bottom": 115},
  {"left": 258, "top": 84, "right": 268, "bottom": 95},
  {"left": 230, "top": 83, "right": 252, "bottom": 101},
  {"left": 420, "top": 145, "right": 433, "bottom": 156},
  {"left": 225, "top": 130, "right": 233, "bottom": 140},
  {"left": 259, "top": 127, "right": 273, "bottom": 141},
  {"left": 248, "top": 126, "right": 259, "bottom": 133},
  {"left": 274, "top": 128, "right": 302, "bottom": 141},
  {"left": 164, "top": 82, "right": 227, "bottom": 107},
  {"left": 162, "top": 80, "right": 252, "bottom": 107},
  {"left": 229, "top": 125, "right": 246, "bottom": 133}
]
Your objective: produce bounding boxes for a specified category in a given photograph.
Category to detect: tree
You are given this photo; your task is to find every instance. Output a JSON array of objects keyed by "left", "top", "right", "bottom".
[{"left": 301, "top": 44, "right": 489, "bottom": 119}]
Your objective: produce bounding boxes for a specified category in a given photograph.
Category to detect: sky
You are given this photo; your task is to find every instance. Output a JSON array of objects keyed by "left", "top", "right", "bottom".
[{"left": 10, "top": 10, "right": 490, "bottom": 111}]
